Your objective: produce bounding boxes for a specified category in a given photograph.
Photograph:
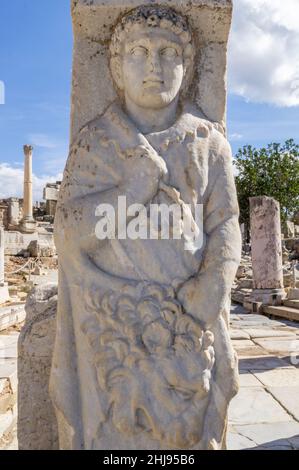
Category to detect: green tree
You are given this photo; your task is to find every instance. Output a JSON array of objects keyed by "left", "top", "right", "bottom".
[{"left": 234, "top": 139, "right": 299, "bottom": 226}]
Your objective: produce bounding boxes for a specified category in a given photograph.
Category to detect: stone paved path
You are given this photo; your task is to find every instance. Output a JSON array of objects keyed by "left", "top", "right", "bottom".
[
  {"left": 228, "top": 304, "right": 299, "bottom": 450},
  {"left": 0, "top": 302, "right": 299, "bottom": 450}
]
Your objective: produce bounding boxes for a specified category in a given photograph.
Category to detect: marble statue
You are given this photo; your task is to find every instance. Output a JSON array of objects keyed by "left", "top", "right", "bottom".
[{"left": 50, "top": 4, "right": 241, "bottom": 450}]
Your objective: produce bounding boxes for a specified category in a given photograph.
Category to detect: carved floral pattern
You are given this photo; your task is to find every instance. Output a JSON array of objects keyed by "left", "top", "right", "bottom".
[{"left": 81, "top": 283, "right": 215, "bottom": 448}]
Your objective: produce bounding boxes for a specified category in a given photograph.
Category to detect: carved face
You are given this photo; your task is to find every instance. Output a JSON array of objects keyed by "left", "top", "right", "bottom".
[{"left": 120, "top": 28, "right": 185, "bottom": 109}]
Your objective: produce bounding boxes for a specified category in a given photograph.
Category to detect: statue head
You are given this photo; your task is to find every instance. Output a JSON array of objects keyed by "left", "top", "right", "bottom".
[{"left": 110, "top": 6, "right": 194, "bottom": 110}]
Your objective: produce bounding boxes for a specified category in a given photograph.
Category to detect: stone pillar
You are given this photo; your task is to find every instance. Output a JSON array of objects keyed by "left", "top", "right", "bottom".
[
  {"left": 43, "top": 183, "right": 60, "bottom": 217},
  {"left": 250, "top": 196, "right": 285, "bottom": 304},
  {"left": 8, "top": 197, "right": 20, "bottom": 229},
  {"left": 0, "top": 227, "right": 10, "bottom": 304},
  {"left": 18, "top": 284, "right": 59, "bottom": 450},
  {"left": 20, "top": 145, "right": 36, "bottom": 234},
  {"left": 48, "top": 0, "right": 240, "bottom": 451}
]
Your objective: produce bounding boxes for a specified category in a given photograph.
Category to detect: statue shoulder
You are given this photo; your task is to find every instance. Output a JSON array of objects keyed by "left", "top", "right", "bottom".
[
  {"left": 208, "top": 127, "right": 232, "bottom": 155},
  {"left": 180, "top": 102, "right": 226, "bottom": 143},
  {"left": 182, "top": 103, "right": 233, "bottom": 168},
  {"left": 64, "top": 107, "right": 124, "bottom": 181},
  {"left": 70, "top": 108, "right": 114, "bottom": 153},
  {"left": 69, "top": 102, "right": 145, "bottom": 161}
]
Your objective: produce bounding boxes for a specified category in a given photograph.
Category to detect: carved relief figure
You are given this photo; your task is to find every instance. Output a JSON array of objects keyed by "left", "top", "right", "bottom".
[{"left": 50, "top": 5, "right": 241, "bottom": 450}]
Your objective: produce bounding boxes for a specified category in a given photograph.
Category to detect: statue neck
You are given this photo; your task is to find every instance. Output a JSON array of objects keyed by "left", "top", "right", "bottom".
[{"left": 124, "top": 94, "right": 179, "bottom": 134}]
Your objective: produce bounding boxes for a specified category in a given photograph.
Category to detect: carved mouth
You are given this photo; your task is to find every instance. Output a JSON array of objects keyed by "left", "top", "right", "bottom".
[{"left": 143, "top": 79, "right": 164, "bottom": 88}]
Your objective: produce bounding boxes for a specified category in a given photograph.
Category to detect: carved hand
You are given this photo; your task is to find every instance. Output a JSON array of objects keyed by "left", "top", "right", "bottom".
[
  {"left": 125, "top": 145, "right": 169, "bottom": 204},
  {"left": 177, "top": 274, "right": 223, "bottom": 328},
  {"left": 177, "top": 277, "right": 198, "bottom": 312}
]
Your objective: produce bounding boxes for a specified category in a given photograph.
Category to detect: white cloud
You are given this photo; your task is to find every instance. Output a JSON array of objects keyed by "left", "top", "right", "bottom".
[
  {"left": 0, "top": 163, "right": 62, "bottom": 202},
  {"left": 229, "top": 0, "right": 299, "bottom": 106},
  {"left": 229, "top": 132, "right": 243, "bottom": 141}
]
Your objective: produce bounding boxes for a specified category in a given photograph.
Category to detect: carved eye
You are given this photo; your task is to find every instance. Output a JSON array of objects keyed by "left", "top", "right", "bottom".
[
  {"left": 131, "top": 46, "right": 148, "bottom": 57},
  {"left": 160, "top": 47, "right": 178, "bottom": 58}
]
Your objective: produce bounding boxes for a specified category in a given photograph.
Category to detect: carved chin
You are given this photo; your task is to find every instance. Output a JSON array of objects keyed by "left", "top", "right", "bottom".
[{"left": 135, "top": 90, "right": 179, "bottom": 109}]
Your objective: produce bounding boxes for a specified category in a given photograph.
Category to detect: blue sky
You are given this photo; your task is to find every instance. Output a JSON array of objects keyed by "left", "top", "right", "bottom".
[
  {"left": 0, "top": 0, "right": 72, "bottom": 199},
  {"left": 0, "top": 0, "right": 298, "bottom": 200}
]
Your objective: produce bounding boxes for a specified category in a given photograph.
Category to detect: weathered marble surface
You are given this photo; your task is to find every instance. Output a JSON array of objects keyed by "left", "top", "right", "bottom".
[
  {"left": 49, "top": 1, "right": 241, "bottom": 450},
  {"left": 250, "top": 196, "right": 284, "bottom": 293},
  {"left": 70, "top": 0, "right": 232, "bottom": 139},
  {"left": 0, "top": 336, "right": 17, "bottom": 447},
  {"left": 18, "top": 285, "right": 58, "bottom": 450}
]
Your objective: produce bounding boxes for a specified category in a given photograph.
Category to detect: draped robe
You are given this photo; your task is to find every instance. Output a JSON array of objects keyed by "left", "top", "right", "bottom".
[{"left": 50, "top": 101, "right": 241, "bottom": 450}]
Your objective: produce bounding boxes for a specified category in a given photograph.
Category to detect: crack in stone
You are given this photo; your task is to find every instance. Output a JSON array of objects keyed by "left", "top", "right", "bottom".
[
  {"left": 233, "top": 428, "right": 260, "bottom": 448},
  {"left": 264, "top": 386, "right": 299, "bottom": 424}
]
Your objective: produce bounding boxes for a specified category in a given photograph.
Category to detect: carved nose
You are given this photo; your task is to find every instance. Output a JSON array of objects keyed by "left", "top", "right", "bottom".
[{"left": 148, "top": 54, "right": 162, "bottom": 73}]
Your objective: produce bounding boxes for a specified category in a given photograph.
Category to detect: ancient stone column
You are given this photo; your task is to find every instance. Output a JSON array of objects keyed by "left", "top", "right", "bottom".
[
  {"left": 0, "top": 227, "right": 10, "bottom": 304},
  {"left": 20, "top": 145, "right": 36, "bottom": 233},
  {"left": 250, "top": 196, "right": 285, "bottom": 304}
]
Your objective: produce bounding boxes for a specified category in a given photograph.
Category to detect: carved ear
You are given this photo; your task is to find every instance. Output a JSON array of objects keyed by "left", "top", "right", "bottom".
[{"left": 110, "top": 56, "right": 124, "bottom": 91}]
